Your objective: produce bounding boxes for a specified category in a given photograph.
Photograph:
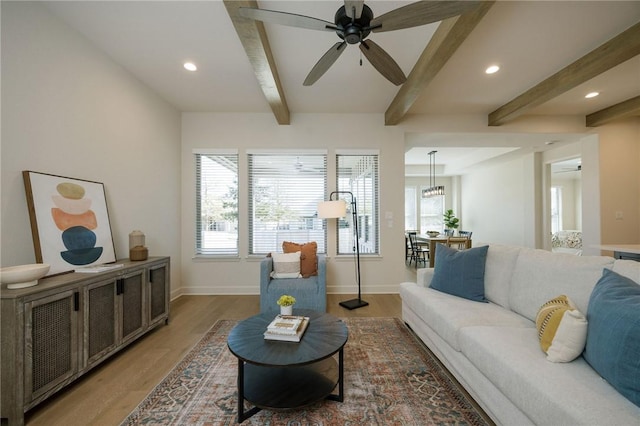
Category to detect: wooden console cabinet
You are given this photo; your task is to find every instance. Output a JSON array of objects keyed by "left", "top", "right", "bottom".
[{"left": 1, "top": 257, "right": 170, "bottom": 426}]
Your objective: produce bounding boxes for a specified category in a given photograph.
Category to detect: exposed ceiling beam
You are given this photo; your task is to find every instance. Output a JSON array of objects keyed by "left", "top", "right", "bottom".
[
  {"left": 586, "top": 95, "right": 640, "bottom": 127},
  {"left": 224, "top": 0, "right": 290, "bottom": 125},
  {"left": 385, "top": 1, "right": 495, "bottom": 126},
  {"left": 489, "top": 21, "right": 640, "bottom": 126}
]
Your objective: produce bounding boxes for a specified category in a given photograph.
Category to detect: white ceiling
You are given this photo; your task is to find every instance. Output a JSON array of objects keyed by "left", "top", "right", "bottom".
[{"left": 42, "top": 1, "right": 640, "bottom": 171}]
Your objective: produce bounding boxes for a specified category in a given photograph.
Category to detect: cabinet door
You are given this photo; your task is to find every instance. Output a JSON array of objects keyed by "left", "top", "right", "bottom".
[
  {"left": 86, "top": 279, "right": 117, "bottom": 367},
  {"left": 24, "top": 290, "right": 79, "bottom": 403},
  {"left": 148, "top": 263, "right": 169, "bottom": 326},
  {"left": 120, "top": 269, "right": 145, "bottom": 344}
]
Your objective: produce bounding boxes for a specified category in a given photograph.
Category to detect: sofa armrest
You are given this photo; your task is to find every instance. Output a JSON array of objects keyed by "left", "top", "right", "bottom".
[{"left": 416, "top": 268, "right": 435, "bottom": 288}]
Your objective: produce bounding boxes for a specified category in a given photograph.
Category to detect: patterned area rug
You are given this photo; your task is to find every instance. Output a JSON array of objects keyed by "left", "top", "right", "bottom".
[{"left": 121, "top": 317, "right": 492, "bottom": 425}]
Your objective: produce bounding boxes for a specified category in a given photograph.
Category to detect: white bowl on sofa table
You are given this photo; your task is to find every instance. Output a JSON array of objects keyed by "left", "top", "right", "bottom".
[{"left": 1, "top": 264, "right": 50, "bottom": 289}]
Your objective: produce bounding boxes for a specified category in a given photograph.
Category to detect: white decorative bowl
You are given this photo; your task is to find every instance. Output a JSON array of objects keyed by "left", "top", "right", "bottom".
[
  {"left": 1, "top": 264, "right": 50, "bottom": 289},
  {"left": 426, "top": 231, "right": 440, "bottom": 237}
]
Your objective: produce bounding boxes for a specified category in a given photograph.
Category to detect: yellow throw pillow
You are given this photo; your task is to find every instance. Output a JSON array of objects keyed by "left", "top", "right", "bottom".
[{"left": 535, "top": 295, "right": 588, "bottom": 363}]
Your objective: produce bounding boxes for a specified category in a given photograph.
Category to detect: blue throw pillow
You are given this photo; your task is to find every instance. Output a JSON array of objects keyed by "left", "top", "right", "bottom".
[
  {"left": 429, "top": 244, "right": 488, "bottom": 302},
  {"left": 583, "top": 268, "right": 640, "bottom": 407}
]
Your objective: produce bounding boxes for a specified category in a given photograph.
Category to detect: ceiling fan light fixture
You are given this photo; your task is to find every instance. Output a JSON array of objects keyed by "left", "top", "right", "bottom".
[
  {"left": 485, "top": 65, "right": 500, "bottom": 74},
  {"left": 585, "top": 91, "right": 599, "bottom": 99},
  {"left": 183, "top": 62, "right": 197, "bottom": 72}
]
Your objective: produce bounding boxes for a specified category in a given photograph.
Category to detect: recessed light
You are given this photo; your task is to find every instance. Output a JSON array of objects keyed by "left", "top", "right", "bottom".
[
  {"left": 485, "top": 65, "right": 500, "bottom": 74},
  {"left": 585, "top": 91, "right": 599, "bottom": 99},
  {"left": 183, "top": 62, "right": 197, "bottom": 72}
]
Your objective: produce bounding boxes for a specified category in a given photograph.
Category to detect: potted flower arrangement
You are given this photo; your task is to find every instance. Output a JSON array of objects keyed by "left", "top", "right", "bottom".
[{"left": 277, "top": 294, "right": 296, "bottom": 315}]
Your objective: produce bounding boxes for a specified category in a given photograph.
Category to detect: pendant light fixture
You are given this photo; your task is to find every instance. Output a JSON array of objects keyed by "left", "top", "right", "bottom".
[{"left": 422, "top": 150, "right": 445, "bottom": 198}]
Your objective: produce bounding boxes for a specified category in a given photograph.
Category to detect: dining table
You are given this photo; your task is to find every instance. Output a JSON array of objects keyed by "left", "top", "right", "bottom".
[{"left": 414, "top": 233, "right": 472, "bottom": 268}]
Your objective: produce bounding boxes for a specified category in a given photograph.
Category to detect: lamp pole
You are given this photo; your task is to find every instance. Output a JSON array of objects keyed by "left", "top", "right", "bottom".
[{"left": 328, "top": 191, "right": 368, "bottom": 310}]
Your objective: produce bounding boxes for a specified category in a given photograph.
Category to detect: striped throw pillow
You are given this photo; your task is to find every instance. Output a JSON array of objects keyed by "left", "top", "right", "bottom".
[
  {"left": 535, "top": 295, "right": 588, "bottom": 362},
  {"left": 271, "top": 251, "right": 301, "bottom": 279}
]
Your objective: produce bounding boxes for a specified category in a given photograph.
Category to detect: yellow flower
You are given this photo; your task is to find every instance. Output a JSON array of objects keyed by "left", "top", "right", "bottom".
[{"left": 277, "top": 294, "right": 296, "bottom": 307}]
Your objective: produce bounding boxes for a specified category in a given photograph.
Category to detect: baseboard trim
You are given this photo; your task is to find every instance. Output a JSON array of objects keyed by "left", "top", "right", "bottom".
[{"left": 175, "top": 283, "right": 399, "bottom": 296}]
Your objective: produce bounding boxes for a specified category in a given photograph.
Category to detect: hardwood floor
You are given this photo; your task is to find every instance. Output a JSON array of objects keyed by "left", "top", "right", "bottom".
[{"left": 23, "top": 294, "right": 402, "bottom": 426}]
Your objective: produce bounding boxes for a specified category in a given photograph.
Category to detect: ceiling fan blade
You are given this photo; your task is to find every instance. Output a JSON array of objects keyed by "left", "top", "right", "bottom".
[
  {"left": 359, "top": 40, "right": 407, "bottom": 86},
  {"left": 344, "top": 1, "right": 364, "bottom": 19},
  {"left": 370, "top": 1, "right": 482, "bottom": 33},
  {"left": 304, "top": 42, "right": 348, "bottom": 86},
  {"left": 238, "top": 7, "right": 337, "bottom": 32}
]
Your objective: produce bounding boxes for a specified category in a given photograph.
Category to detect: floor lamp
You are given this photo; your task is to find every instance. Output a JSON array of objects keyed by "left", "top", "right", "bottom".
[{"left": 318, "top": 191, "right": 369, "bottom": 310}]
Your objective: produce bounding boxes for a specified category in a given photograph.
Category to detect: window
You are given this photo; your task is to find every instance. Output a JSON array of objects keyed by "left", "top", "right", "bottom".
[
  {"left": 336, "top": 153, "right": 379, "bottom": 255},
  {"left": 195, "top": 152, "right": 238, "bottom": 255},
  {"left": 248, "top": 153, "right": 327, "bottom": 254},
  {"left": 420, "top": 191, "right": 444, "bottom": 233},
  {"left": 551, "top": 186, "right": 563, "bottom": 234}
]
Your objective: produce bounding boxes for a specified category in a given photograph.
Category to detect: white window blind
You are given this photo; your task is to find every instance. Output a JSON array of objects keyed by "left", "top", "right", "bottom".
[
  {"left": 195, "top": 152, "right": 238, "bottom": 255},
  {"left": 248, "top": 153, "right": 327, "bottom": 255},
  {"left": 336, "top": 153, "right": 379, "bottom": 255}
]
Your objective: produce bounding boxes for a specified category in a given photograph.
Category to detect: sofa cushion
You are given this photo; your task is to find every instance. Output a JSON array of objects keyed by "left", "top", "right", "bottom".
[
  {"left": 483, "top": 244, "right": 521, "bottom": 309},
  {"left": 509, "top": 248, "right": 614, "bottom": 321},
  {"left": 611, "top": 259, "right": 640, "bottom": 284},
  {"left": 584, "top": 269, "right": 640, "bottom": 407},
  {"left": 270, "top": 251, "right": 301, "bottom": 278},
  {"left": 430, "top": 245, "right": 489, "bottom": 302},
  {"left": 535, "top": 295, "right": 587, "bottom": 362},
  {"left": 399, "top": 283, "right": 533, "bottom": 351},
  {"left": 458, "top": 326, "right": 640, "bottom": 425},
  {"left": 283, "top": 241, "right": 318, "bottom": 277}
]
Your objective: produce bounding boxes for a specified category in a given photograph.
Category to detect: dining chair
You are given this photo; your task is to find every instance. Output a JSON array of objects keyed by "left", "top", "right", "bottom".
[
  {"left": 405, "top": 230, "right": 418, "bottom": 262},
  {"left": 408, "top": 232, "right": 428, "bottom": 267},
  {"left": 446, "top": 236, "right": 471, "bottom": 250},
  {"left": 458, "top": 230, "right": 473, "bottom": 238},
  {"left": 443, "top": 229, "right": 454, "bottom": 236}
]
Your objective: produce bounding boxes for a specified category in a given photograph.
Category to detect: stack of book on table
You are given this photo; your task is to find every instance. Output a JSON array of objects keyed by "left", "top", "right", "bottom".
[{"left": 264, "top": 314, "right": 310, "bottom": 342}]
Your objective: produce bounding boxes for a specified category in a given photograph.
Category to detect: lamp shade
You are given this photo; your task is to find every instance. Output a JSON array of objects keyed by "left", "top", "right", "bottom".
[{"left": 317, "top": 200, "right": 347, "bottom": 218}]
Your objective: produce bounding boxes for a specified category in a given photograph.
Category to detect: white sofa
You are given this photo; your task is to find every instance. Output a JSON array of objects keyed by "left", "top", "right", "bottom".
[{"left": 399, "top": 244, "right": 640, "bottom": 425}]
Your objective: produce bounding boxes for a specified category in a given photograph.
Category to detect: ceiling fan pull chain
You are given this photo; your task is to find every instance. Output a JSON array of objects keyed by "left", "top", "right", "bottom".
[{"left": 359, "top": 50, "right": 363, "bottom": 66}]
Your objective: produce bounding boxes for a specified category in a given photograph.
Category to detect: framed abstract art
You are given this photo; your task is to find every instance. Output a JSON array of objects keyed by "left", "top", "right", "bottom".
[{"left": 23, "top": 171, "right": 117, "bottom": 276}]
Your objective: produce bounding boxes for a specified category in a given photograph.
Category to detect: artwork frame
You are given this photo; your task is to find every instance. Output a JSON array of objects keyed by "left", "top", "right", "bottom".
[{"left": 23, "top": 171, "right": 117, "bottom": 276}]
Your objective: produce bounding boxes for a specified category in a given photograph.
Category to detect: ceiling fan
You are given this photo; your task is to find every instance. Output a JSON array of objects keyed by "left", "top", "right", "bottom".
[
  {"left": 555, "top": 165, "right": 582, "bottom": 174},
  {"left": 238, "top": 1, "right": 481, "bottom": 86}
]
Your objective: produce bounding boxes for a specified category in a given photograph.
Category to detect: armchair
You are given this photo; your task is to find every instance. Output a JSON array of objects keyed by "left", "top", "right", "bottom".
[{"left": 260, "top": 254, "right": 327, "bottom": 314}]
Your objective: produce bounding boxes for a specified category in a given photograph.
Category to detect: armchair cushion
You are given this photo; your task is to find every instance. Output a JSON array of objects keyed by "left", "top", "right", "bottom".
[
  {"left": 283, "top": 241, "right": 318, "bottom": 277},
  {"left": 260, "top": 254, "right": 327, "bottom": 314}
]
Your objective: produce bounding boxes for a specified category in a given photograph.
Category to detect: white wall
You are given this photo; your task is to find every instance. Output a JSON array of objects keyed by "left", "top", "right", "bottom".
[
  {"left": 181, "top": 113, "right": 406, "bottom": 295},
  {"left": 595, "top": 118, "right": 640, "bottom": 247},
  {"left": 1, "top": 2, "right": 182, "bottom": 292},
  {"left": 460, "top": 155, "right": 537, "bottom": 247},
  {"left": 3, "top": 3, "right": 637, "bottom": 300}
]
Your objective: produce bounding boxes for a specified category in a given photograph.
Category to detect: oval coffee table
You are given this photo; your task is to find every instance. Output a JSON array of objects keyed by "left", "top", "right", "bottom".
[{"left": 227, "top": 309, "right": 348, "bottom": 423}]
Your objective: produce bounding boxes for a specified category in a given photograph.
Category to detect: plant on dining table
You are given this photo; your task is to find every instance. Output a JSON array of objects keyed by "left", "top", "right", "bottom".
[{"left": 443, "top": 209, "right": 459, "bottom": 230}]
